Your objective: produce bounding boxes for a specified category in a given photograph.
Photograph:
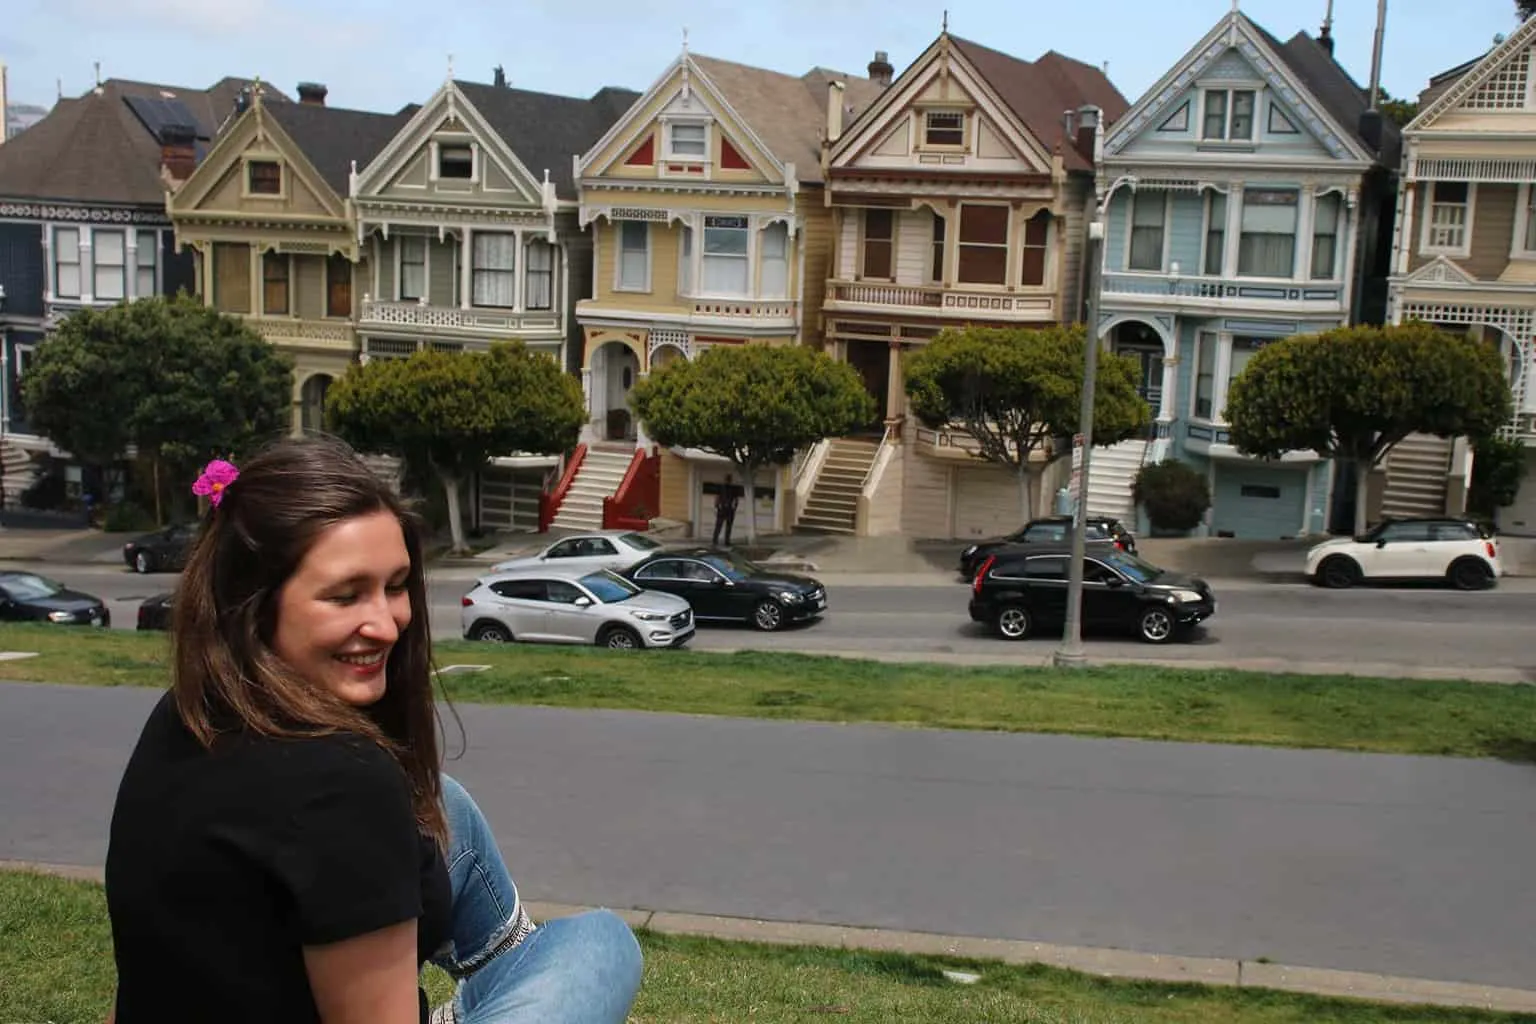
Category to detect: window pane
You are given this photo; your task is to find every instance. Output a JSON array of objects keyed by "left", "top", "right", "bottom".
[
  {"left": 55, "top": 228, "right": 79, "bottom": 262},
  {"left": 957, "top": 244, "right": 1007, "bottom": 285},
  {"left": 525, "top": 240, "right": 554, "bottom": 310},
  {"left": 679, "top": 226, "right": 694, "bottom": 293},
  {"left": 671, "top": 123, "right": 706, "bottom": 156},
  {"left": 1311, "top": 194, "right": 1341, "bottom": 279},
  {"left": 619, "top": 222, "right": 648, "bottom": 289},
  {"left": 93, "top": 230, "right": 126, "bottom": 300},
  {"left": 1239, "top": 191, "right": 1298, "bottom": 277},
  {"left": 1021, "top": 211, "right": 1048, "bottom": 286},
  {"left": 703, "top": 216, "right": 748, "bottom": 256},
  {"left": 1204, "top": 194, "right": 1226, "bottom": 275},
  {"left": 400, "top": 236, "right": 426, "bottom": 300},
  {"left": 931, "top": 212, "right": 946, "bottom": 281},
  {"left": 701, "top": 253, "right": 749, "bottom": 295},
  {"left": 1203, "top": 91, "right": 1227, "bottom": 138},
  {"left": 326, "top": 254, "right": 351, "bottom": 317},
  {"left": 473, "top": 232, "right": 516, "bottom": 271},
  {"left": 1195, "top": 332, "right": 1216, "bottom": 417},
  {"left": 863, "top": 209, "right": 893, "bottom": 278},
  {"left": 959, "top": 205, "right": 1008, "bottom": 245},
  {"left": 136, "top": 231, "right": 157, "bottom": 268},
  {"left": 262, "top": 252, "right": 289, "bottom": 315},
  {"left": 925, "top": 111, "right": 964, "bottom": 146},
  {"left": 1435, "top": 181, "right": 1469, "bottom": 204},
  {"left": 760, "top": 221, "right": 787, "bottom": 258},
  {"left": 760, "top": 222, "right": 788, "bottom": 299},
  {"left": 621, "top": 221, "right": 648, "bottom": 252},
  {"left": 1230, "top": 91, "right": 1255, "bottom": 139},
  {"left": 1227, "top": 336, "right": 1272, "bottom": 390}
]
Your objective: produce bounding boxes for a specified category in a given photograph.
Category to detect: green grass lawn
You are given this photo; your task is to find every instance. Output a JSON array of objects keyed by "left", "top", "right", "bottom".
[
  {"left": 5, "top": 870, "right": 1530, "bottom": 1024},
  {"left": 2, "top": 623, "right": 1534, "bottom": 759}
]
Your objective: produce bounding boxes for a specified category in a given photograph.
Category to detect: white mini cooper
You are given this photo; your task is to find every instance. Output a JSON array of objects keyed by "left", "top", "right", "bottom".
[{"left": 1305, "top": 517, "right": 1501, "bottom": 590}]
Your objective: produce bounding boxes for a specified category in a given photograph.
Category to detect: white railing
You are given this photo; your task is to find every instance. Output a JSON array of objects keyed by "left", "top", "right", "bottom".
[
  {"left": 791, "top": 439, "right": 832, "bottom": 522},
  {"left": 1101, "top": 275, "right": 1345, "bottom": 306},
  {"left": 689, "top": 299, "right": 798, "bottom": 320},
  {"left": 860, "top": 425, "right": 896, "bottom": 498},
  {"left": 359, "top": 300, "right": 560, "bottom": 333},
  {"left": 827, "top": 280, "right": 1055, "bottom": 318},
  {"left": 247, "top": 316, "right": 355, "bottom": 347}
]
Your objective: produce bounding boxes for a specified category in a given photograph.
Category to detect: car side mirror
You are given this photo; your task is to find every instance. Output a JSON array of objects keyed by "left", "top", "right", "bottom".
[
  {"left": 1105, "top": 575, "right": 1125, "bottom": 588},
  {"left": 1376, "top": 539, "right": 1388, "bottom": 548},
  {"left": 573, "top": 596, "right": 593, "bottom": 608}
]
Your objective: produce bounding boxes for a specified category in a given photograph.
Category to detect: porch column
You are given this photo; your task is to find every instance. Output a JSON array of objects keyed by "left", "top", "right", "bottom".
[
  {"left": 460, "top": 228, "right": 474, "bottom": 309},
  {"left": 1158, "top": 354, "right": 1179, "bottom": 424},
  {"left": 886, "top": 340, "right": 904, "bottom": 422},
  {"left": 512, "top": 229, "right": 524, "bottom": 312},
  {"left": 634, "top": 372, "right": 651, "bottom": 448}
]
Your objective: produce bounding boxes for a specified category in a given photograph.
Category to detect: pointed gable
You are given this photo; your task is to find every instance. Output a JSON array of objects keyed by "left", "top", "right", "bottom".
[{"left": 1409, "top": 15, "right": 1536, "bottom": 130}]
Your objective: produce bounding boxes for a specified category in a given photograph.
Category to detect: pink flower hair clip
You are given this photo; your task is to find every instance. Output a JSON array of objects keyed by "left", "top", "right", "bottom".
[{"left": 193, "top": 459, "right": 240, "bottom": 508}]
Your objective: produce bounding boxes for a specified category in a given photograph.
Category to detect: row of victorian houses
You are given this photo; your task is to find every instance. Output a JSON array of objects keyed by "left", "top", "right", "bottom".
[{"left": 2, "top": 8, "right": 1535, "bottom": 540}]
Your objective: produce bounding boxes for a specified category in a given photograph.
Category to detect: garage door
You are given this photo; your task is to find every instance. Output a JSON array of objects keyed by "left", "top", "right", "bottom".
[
  {"left": 1211, "top": 465, "right": 1306, "bottom": 539},
  {"left": 1498, "top": 450, "right": 1536, "bottom": 537},
  {"left": 953, "top": 465, "right": 1025, "bottom": 539}
]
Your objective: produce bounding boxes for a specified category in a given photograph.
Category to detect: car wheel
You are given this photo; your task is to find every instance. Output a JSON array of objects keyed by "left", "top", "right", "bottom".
[
  {"left": 1448, "top": 557, "right": 1492, "bottom": 591},
  {"left": 134, "top": 551, "right": 154, "bottom": 574},
  {"left": 599, "top": 625, "right": 641, "bottom": 649},
  {"left": 994, "top": 604, "right": 1032, "bottom": 640},
  {"left": 1137, "top": 606, "right": 1176, "bottom": 644},
  {"left": 1318, "top": 555, "right": 1360, "bottom": 589},
  {"left": 469, "top": 622, "right": 512, "bottom": 643},
  {"left": 752, "top": 600, "right": 784, "bottom": 632}
]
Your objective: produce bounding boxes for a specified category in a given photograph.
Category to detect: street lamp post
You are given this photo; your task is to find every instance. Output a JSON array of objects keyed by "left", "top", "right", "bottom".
[{"left": 1055, "top": 175, "right": 1136, "bottom": 668}]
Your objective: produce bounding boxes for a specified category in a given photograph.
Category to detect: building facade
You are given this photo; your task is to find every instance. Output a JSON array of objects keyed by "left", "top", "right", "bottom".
[
  {"left": 1388, "top": 19, "right": 1536, "bottom": 536},
  {"left": 1094, "top": 10, "right": 1399, "bottom": 539}
]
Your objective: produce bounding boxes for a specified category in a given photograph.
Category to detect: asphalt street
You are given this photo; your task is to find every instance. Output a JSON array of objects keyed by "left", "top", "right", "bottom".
[
  {"left": 16, "top": 561, "right": 1536, "bottom": 675},
  {"left": 4, "top": 681, "right": 1533, "bottom": 990}
]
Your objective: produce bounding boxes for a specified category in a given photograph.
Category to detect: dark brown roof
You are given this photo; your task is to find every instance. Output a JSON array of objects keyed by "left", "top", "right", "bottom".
[
  {"left": 455, "top": 80, "right": 642, "bottom": 199},
  {"left": 1267, "top": 28, "right": 1400, "bottom": 164},
  {"left": 948, "top": 36, "right": 1129, "bottom": 171},
  {"left": 263, "top": 101, "right": 420, "bottom": 197},
  {"left": 0, "top": 77, "right": 279, "bottom": 206}
]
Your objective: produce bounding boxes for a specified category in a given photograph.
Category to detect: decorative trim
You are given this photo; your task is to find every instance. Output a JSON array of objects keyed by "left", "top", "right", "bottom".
[
  {"left": 1407, "top": 156, "right": 1536, "bottom": 184},
  {"left": 0, "top": 203, "right": 170, "bottom": 225},
  {"left": 1403, "top": 255, "right": 1478, "bottom": 286}
]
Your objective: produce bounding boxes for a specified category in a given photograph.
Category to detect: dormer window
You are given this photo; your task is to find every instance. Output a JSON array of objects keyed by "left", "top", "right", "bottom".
[
  {"left": 1201, "top": 89, "right": 1255, "bottom": 141},
  {"left": 438, "top": 144, "right": 474, "bottom": 179},
  {"left": 924, "top": 110, "right": 965, "bottom": 147},
  {"left": 248, "top": 161, "right": 282, "bottom": 195},
  {"left": 667, "top": 123, "right": 707, "bottom": 159}
]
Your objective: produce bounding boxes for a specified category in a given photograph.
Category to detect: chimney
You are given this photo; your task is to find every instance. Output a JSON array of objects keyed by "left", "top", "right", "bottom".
[
  {"left": 297, "top": 81, "right": 328, "bottom": 106},
  {"left": 1318, "top": 0, "right": 1336, "bottom": 54},
  {"left": 826, "top": 80, "right": 846, "bottom": 143},
  {"left": 493, "top": 65, "right": 507, "bottom": 88},
  {"left": 159, "top": 123, "right": 197, "bottom": 183},
  {"left": 868, "top": 50, "right": 894, "bottom": 88},
  {"left": 1062, "top": 108, "right": 1077, "bottom": 138},
  {"left": 1075, "top": 104, "right": 1101, "bottom": 162}
]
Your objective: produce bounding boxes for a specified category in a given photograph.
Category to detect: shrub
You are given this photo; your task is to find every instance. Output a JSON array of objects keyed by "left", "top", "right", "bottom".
[
  {"left": 1132, "top": 459, "right": 1211, "bottom": 533},
  {"left": 102, "top": 501, "right": 157, "bottom": 533},
  {"left": 1468, "top": 434, "right": 1529, "bottom": 521}
]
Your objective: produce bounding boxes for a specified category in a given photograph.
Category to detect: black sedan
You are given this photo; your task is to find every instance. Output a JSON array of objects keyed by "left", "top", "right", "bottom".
[
  {"left": 122, "top": 522, "right": 199, "bottom": 574},
  {"left": 137, "top": 592, "right": 175, "bottom": 631},
  {"left": 622, "top": 547, "right": 826, "bottom": 631},
  {"left": 0, "top": 571, "right": 110, "bottom": 627},
  {"left": 958, "top": 515, "right": 1136, "bottom": 579}
]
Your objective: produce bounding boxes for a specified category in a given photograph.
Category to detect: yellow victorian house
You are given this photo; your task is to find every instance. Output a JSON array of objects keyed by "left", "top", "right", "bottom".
[
  {"left": 167, "top": 83, "right": 417, "bottom": 432},
  {"left": 556, "top": 48, "right": 882, "bottom": 536}
]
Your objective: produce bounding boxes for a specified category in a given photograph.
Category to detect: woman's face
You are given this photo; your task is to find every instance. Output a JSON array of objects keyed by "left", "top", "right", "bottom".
[{"left": 272, "top": 510, "right": 413, "bottom": 707}]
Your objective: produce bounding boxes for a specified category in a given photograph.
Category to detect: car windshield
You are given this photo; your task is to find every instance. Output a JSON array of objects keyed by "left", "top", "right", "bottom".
[
  {"left": 2, "top": 573, "right": 67, "bottom": 600},
  {"left": 1098, "top": 551, "right": 1162, "bottom": 583},
  {"left": 578, "top": 570, "right": 641, "bottom": 603},
  {"left": 621, "top": 532, "right": 663, "bottom": 551},
  {"left": 700, "top": 554, "right": 759, "bottom": 581}
]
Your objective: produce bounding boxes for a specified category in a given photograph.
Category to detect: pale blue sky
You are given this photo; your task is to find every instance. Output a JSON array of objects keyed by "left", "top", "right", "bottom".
[{"left": 2, "top": 0, "right": 1527, "bottom": 118}]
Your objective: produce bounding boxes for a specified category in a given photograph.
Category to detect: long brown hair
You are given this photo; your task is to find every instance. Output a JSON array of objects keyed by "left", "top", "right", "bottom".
[{"left": 171, "top": 434, "right": 446, "bottom": 845}]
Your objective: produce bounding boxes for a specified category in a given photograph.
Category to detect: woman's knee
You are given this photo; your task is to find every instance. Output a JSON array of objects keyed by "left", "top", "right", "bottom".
[{"left": 560, "top": 910, "right": 643, "bottom": 996}]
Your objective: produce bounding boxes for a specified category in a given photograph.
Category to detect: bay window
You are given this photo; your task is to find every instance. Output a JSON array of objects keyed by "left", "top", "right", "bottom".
[
  {"left": 1423, "top": 181, "right": 1470, "bottom": 252},
  {"left": 1237, "top": 189, "right": 1297, "bottom": 278},
  {"left": 1128, "top": 191, "right": 1165, "bottom": 271},
  {"left": 472, "top": 232, "right": 517, "bottom": 307},
  {"left": 702, "top": 215, "right": 749, "bottom": 295},
  {"left": 135, "top": 230, "right": 158, "bottom": 297},
  {"left": 760, "top": 222, "right": 788, "bottom": 299},
  {"left": 617, "top": 221, "right": 649, "bottom": 290},
  {"left": 525, "top": 240, "right": 554, "bottom": 310},
  {"left": 957, "top": 203, "right": 1008, "bottom": 285},
  {"left": 262, "top": 252, "right": 289, "bottom": 315},
  {"left": 861, "top": 208, "right": 893, "bottom": 279},
  {"left": 94, "top": 230, "right": 126, "bottom": 301},
  {"left": 1311, "top": 193, "right": 1341, "bottom": 279},
  {"left": 1203, "top": 193, "right": 1226, "bottom": 275},
  {"left": 54, "top": 228, "right": 81, "bottom": 299},
  {"left": 399, "top": 236, "right": 426, "bottom": 301}
]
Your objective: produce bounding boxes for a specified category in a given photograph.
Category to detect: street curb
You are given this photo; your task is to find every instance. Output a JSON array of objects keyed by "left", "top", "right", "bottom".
[{"left": 5, "top": 860, "right": 1534, "bottom": 1013}]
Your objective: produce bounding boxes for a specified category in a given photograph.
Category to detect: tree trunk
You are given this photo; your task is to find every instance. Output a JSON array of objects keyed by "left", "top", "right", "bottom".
[
  {"left": 152, "top": 458, "right": 163, "bottom": 527},
  {"left": 1353, "top": 457, "right": 1372, "bottom": 536},
  {"left": 739, "top": 462, "right": 758, "bottom": 546},
  {"left": 1016, "top": 464, "right": 1040, "bottom": 523},
  {"left": 438, "top": 469, "right": 468, "bottom": 554}
]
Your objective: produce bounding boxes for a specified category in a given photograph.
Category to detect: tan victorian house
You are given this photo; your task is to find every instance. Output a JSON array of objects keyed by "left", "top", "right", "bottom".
[
  {"left": 1387, "top": 19, "right": 1536, "bottom": 535},
  {"left": 559, "top": 49, "right": 881, "bottom": 537},
  {"left": 167, "top": 83, "right": 416, "bottom": 433},
  {"left": 793, "top": 34, "right": 1127, "bottom": 538}
]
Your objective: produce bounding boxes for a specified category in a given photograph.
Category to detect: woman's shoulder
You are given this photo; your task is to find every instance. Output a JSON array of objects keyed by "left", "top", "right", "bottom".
[{"left": 217, "top": 728, "right": 410, "bottom": 809}]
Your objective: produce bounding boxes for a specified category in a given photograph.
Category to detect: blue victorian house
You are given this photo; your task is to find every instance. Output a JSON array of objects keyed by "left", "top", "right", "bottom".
[{"left": 1086, "top": 8, "right": 1398, "bottom": 538}]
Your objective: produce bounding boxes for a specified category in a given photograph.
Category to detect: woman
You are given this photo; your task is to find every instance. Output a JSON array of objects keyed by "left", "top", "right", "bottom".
[{"left": 103, "top": 436, "right": 642, "bottom": 1023}]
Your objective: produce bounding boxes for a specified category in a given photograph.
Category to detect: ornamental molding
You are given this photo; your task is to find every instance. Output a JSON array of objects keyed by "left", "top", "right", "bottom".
[
  {"left": 1402, "top": 256, "right": 1478, "bottom": 286},
  {"left": 579, "top": 179, "right": 790, "bottom": 200},
  {"left": 0, "top": 202, "right": 170, "bottom": 225}
]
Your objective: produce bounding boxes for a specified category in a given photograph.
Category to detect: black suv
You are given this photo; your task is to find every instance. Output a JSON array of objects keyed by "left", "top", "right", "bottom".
[
  {"left": 958, "top": 515, "right": 1136, "bottom": 579},
  {"left": 967, "top": 545, "right": 1215, "bottom": 644}
]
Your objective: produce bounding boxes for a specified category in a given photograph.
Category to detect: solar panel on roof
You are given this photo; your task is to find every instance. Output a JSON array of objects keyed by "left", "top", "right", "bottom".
[{"left": 123, "top": 95, "right": 205, "bottom": 141}]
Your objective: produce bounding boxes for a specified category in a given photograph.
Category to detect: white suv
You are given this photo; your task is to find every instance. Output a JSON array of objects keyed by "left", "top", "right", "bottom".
[{"left": 1306, "top": 518, "right": 1501, "bottom": 590}]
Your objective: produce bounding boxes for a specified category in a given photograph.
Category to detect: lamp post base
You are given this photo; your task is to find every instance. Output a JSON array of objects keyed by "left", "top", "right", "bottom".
[{"left": 1052, "top": 646, "right": 1088, "bottom": 668}]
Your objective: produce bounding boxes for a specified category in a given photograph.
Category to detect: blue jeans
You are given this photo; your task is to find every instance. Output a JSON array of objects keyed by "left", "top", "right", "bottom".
[{"left": 431, "top": 775, "right": 643, "bottom": 1023}]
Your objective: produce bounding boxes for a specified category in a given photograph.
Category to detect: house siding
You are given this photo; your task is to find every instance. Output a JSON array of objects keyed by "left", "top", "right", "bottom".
[
  {"left": 593, "top": 221, "right": 682, "bottom": 311},
  {"left": 1168, "top": 192, "right": 1205, "bottom": 274},
  {"left": 1060, "top": 178, "right": 1089, "bottom": 321},
  {"left": 1466, "top": 183, "right": 1518, "bottom": 280},
  {"left": 797, "top": 192, "right": 833, "bottom": 345},
  {"left": 659, "top": 449, "right": 691, "bottom": 523}
]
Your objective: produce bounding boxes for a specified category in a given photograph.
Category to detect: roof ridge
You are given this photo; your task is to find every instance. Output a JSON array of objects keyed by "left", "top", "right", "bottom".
[{"left": 455, "top": 78, "right": 620, "bottom": 106}]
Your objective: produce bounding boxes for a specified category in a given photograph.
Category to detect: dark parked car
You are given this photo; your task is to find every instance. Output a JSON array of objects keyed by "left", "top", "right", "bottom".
[
  {"left": 138, "top": 592, "right": 175, "bottom": 631},
  {"left": 621, "top": 547, "right": 826, "bottom": 632},
  {"left": 958, "top": 515, "right": 1136, "bottom": 578},
  {"left": 122, "top": 522, "right": 199, "bottom": 574},
  {"left": 0, "top": 571, "right": 110, "bottom": 627},
  {"left": 967, "top": 545, "right": 1214, "bottom": 644}
]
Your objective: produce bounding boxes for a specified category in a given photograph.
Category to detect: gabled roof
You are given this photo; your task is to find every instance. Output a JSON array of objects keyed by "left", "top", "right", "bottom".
[
  {"left": 1406, "top": 14, "right": 1536, "bottom": 132},
  {"left": 452, "top": 80, "right": 642, "bottom": 199},
  {"left": 263, "top": 101, "right": 420, "bottom": 196},
  {"left": 1264, "top": 28, "right": 1400, "bottom": 163},
  {"left": 687, "top": 54, "right": 884, "bottom": 182},
  {"left": 0, "top": 77, "right": 281, "bottom": 206},
  {"left": 947, "top": 36, "right": 1129, "bottom": 172}
]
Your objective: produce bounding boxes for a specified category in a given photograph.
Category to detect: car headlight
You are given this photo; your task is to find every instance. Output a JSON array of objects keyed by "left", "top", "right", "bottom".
[
  {"left": 1170, "top": 589, "right": 1204, "bottom": 603},
  {"left": 774, "top": 591, "right": 803, "bottom": 604},
  {"left": 962, "top": 545, "right": 977, "bottom": 557},
  {"left": 630, "top": 610, "right": 669, "bottom": 622},
  {"left": 47, "top": 610, "right": 74, "bottom": 622}
]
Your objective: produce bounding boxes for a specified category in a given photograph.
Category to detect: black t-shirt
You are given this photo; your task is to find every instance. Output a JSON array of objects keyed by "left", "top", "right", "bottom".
[{"left": 105, "top": 691, "right": 452, "bottom": 1024}]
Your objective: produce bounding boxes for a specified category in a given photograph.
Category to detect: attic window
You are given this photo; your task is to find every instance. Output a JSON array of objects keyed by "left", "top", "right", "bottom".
[
  {"left": 668, "top": 123, "right": 707, "bottom": 159},
  {"left": 439, "top": 145, "right": 474, "bottom": 179},
  {"left": 924, "top": 111, "right": 965, "bottom": 147},
  {"left": 248, "top": 161, "right": 282, "bottom": 195},
  {"left": 1201, "top": 89, "right": 1255, "bottom": 141}
]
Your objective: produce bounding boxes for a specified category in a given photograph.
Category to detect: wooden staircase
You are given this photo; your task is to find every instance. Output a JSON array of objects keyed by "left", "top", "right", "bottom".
[
  {"left": 798, "top": 438, "right": 878, "bottom": 534},
  {"left": 1380, "top": 434, "right": 1453, "bottom": 520},
  {"left": 550, "top": 445, "right": 634, "bottom": 530},
  {"left": 0, "top": 441, "right": 36, "bottom": 506}
]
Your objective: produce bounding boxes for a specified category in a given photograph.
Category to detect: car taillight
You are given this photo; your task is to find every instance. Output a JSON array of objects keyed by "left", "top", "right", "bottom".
[
  {"left": 1115, "top": 539, "right": 1126, "bottom": 551},
  {"left": 461, "top": 596, "right": 474, "bottom": 606},
  {"left": 1486, "top": 541, "right": 1497, "bottom": 558},
  {"left": 973, "top": 555, "right": 995, "bottom": 595}
]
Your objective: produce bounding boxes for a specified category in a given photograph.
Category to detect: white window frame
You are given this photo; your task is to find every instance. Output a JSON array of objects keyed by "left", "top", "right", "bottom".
[
  {"left": 398, "top": 235, "right": 428, "bottom": 302},
  {"left": 1200, "top": 87, "right": 1258, "bottom": 142},
  {"left": 53, "top": 227, "right": 82, "bottom": 300},
  {"left": 922, "top": 110, "right": 967, "bottom": 148},
  {"left": 92, "top": 229, "right": 127, "bottom": 302},
  {"left": 1310, "top": 192, "right": 1344, "bottom": 280},
  {"left": 524, "top": 238, "right": 555, "bottom": 311},
  {"left": 430, "top": 139, "right": 479, "bottom": 183},
  {"left": 759, "top": 221, "right": 789, "bottom": 300},
  {"left": 665, "top": 121, "right": 709, "bottom": 161},
  {"left": 1512, "top": 184, "right": 1536, "bottom": 258},
  {"left": 699, "top": 215, "right": 752, "bottom": 298},
  {"left": 955, "top": 202, "right": 1010, "bottom": 286},
  {"left": 1200, "top": 191, "right": 1227, "bottom": 277},
  {"left": 1192, "top": 330, "right": 1217, "bottom": 420},
  {"left": 241, "top": 157, "right": 287, "bottom": 199},
  {"left": 1419, "top": 181, "right": 1475, "bottom": 257},
  {"left": 135, "top": 230, "right": 158, "bottom": 298},
  {"left": 1236, "top": 188, "right": 1300, "bottom": 280},
  {"left": 615, "top": 220, "right": 651, "bottom": 292},
  {"left": 1125, "top": 191, "right": 1169, "bottom": 273},
  {"left": 471, "top": 232, "right": 518, "bottom": 308}
]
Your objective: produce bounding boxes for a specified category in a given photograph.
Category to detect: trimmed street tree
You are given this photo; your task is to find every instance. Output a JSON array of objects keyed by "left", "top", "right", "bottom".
[
  {"left": 1224, "top": 323, "right": 1513, "bottom": 535},
  {"left": 326, "top": 341, "right": 585, "bottom": 553},
  {"left": 629, "top": 343, "right": 875, "bottom": 545},
  {"left": 21, "top": 295, "right": 292, "bottom": 522},
  {"left": 903, "top": 324, "right": 1150, "bottom": 519}
]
